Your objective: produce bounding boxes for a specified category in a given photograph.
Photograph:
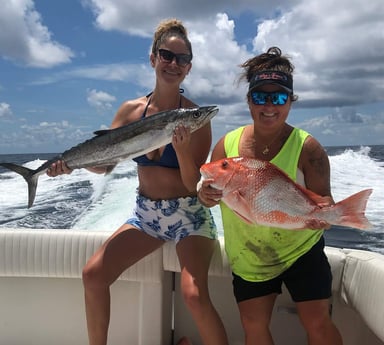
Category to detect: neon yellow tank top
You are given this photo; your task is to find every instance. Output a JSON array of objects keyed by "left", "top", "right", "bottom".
[{"left": 221, "top": 126, "right": 323, "bottom": 282}]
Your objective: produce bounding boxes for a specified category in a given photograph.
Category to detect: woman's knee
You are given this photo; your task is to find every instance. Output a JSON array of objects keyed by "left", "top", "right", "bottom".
[
  {"left": 302, "top": 314, "right": 333, "bottom": 336},
  {"left": 82, "top": 255, "right": 109, "bottom": 289},
  {"left": 297, "top": 300, "right": 333, "bottom": 334},
  {"left": 181, "top": 281, "right": 210, "bottom": 311},
  {"left": 238, "top": 298, "right": 275, "bottom": 337},
  {"left": 240, "top": 312, "right": 269, "bottom": 332}
]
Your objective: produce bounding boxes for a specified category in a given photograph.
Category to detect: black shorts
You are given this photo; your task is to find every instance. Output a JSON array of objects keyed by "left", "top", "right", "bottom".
[{"left": 233, "top": 237, "right": 333, "bottom": 303}]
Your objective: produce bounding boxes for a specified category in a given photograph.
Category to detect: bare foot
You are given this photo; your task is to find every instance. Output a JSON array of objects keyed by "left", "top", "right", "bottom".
[{"left": 176, "top": 336, "right": 192, "bottom": 345}]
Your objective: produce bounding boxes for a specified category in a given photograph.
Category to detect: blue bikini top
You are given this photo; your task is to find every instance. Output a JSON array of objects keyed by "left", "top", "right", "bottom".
[{"left": 132, "top": 93, "right": 181, "bottom": 169}]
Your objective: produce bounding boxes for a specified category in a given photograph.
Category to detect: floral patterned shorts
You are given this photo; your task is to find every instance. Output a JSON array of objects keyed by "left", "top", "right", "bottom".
[{"left": 125, "top": 194, "right": 218, "bottom": 243}]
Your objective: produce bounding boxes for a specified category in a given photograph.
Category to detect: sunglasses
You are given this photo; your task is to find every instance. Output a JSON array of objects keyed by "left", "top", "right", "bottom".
[
  {"left": 158, "top": 49, "right": 192, "bottom": 67},
  {"left": 250, "top": 91, "right": 290, "bottom": 105}
]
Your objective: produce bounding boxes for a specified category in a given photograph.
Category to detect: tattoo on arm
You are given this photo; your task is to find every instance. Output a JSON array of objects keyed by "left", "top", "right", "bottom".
[
  {"left": 306, "top": 145, "right": 332, "bottom": 197},
  {"left": 309, "top": 158, "right": 327, "bottom": 175},
  {"left": 308, "top": 146, "right": 329, "bottom": 175}
]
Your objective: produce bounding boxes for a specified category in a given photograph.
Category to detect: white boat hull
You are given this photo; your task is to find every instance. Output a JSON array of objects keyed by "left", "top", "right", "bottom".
[{"left": 1, "top": 228, "right": 383, "bottom": 345}]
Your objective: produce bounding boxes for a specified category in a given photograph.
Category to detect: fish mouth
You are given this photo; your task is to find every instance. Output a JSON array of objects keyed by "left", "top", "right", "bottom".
[
  {"left": 199, "top": 169, "right": 217, "bottom": 187},
  {"left": 201, "top": 105, "right": 219, "bottom": 119},
  {"left": 186, "top": 106, "right": 218, "bottom": 131},
  {"left": 200, "top": 158, "right": 237, "bottom": 192}
]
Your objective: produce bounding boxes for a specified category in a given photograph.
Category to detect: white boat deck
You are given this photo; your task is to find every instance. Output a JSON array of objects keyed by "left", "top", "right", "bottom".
[{"left": 1, "top": 228, "right": 384, "bottom": 345}]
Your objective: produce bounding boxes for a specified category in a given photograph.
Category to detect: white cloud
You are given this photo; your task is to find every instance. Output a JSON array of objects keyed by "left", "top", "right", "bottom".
[
  {"left": 1, "top": 0, "right": 383, "bottom": 152},
  {"left": 82, "top": 0, "right": 295, "bottom": 36},
  {"left": 0, "top": 102, "right": 13, "bottom": 118},
  {"left": 183, "top": 13, "right": 250, "bottom": 103},
  {"left": 27, "top": 13, "right": 248, "bottom": 104},
  {"left": 30, "top": 63, "right": 150, "bottom": 85},
  {"left": 86, "top": 89, "right": 117, "bottom": 112},
  {"left": 17, "top": 120, "right": 90, "bottom": 149},
  {"left": 294, "top": 108, "right": 384, "bottom": 146},
  {"left": 0, "top": 0, "right": 74, "bottom": 67},
  {"left": 252, "top": 0, "right": 384, "bottom": 107},
  {"left": 80, "top": 0, "right": 384, "bottom": 110}
]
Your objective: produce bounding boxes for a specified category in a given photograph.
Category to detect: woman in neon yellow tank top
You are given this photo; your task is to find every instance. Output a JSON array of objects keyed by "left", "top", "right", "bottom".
[{"left": 198, "top": 47, "right": 342, "bottom": 345}]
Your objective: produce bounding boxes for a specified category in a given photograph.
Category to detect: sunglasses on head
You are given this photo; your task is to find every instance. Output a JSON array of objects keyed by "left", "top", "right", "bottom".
[
  {"left": 250, "top": 91, "right": 290, "bottom": 105},
  {"left": 158, "top": 48, "right": 192, "bottom": 67}
]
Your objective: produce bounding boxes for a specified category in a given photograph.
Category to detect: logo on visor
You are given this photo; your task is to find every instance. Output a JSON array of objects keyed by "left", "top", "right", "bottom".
[
  {"left": 253, "top": 71, "right": 288, "bottom": 82},
  {"left": 249, "top": 70, "right": 293, "bottom": 92}
]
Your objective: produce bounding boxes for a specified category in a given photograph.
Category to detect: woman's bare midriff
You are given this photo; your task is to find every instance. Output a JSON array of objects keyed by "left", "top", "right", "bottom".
[{"left": 137, "top": 165, "right": 197, "bottom": 200}]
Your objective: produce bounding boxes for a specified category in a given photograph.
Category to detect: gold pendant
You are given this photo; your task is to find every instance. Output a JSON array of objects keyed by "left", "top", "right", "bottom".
[{"left": 262, "top": 146, "right": 269, "bottom": 155}]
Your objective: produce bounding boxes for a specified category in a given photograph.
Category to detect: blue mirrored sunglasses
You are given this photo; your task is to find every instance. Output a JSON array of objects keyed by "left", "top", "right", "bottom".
[
  {"left": 250, "top": 91, "right": 290, "bottom": 105},
  {"left": 158, "top": 49, "right": 192, "bottom": 67}
]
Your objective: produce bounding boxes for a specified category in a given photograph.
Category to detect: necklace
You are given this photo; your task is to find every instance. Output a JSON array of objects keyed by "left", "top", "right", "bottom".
[
  {"left": 262, "top": 146, "right": 271, "bottom": 155},
  {"left": 259, "top": 127, "right": 285, "bottom": 155}
]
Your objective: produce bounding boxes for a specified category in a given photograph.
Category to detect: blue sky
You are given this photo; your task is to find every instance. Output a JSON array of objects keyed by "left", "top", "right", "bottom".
[{"left": 0, "top": 0, "right": 383, "bottom": 154}]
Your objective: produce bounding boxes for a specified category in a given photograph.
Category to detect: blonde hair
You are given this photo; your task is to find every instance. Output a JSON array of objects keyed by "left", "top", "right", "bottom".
[{"left": 151, "top": 18, "right": 193, "bottom": 58}]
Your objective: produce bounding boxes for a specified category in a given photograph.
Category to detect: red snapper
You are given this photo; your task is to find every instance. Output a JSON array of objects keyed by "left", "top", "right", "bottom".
[{"left": 200, "top": 157, "right": 372, "bottom": 230}]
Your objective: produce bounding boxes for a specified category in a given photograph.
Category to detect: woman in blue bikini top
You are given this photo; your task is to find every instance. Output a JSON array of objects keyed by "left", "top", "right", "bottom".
[
  {"left": 46, "top": 18, "right": 228, "bottom": 345},
  {"left": 133, "top": 92, "right": 180, "bottom": 169}
]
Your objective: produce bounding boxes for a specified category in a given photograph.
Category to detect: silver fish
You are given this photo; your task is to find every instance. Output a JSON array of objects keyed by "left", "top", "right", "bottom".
[{"left": 1, "top": 106, "right": 218, "bottom": 208}]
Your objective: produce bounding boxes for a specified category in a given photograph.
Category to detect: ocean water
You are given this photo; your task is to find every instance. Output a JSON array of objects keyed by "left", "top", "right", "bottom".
[{"left": 0, "top": 145, "right": 383, "bottom": 254}]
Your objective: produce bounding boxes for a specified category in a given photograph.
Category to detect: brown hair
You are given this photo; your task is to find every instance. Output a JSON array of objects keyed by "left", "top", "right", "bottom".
[
  {"left": 240, "top": 47, "right": 297, "bottom": 100},
  {"left": 151, "top": 18, "right": 193, "bottom": 58}
]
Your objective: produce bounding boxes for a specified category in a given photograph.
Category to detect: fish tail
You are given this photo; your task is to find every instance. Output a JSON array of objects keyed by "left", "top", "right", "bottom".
[
  {"left": 333, "top": 189, "right": 373, "bottom": 230},
  {"left": 0, "top": 163, "right": 39, "bottom": 208}
]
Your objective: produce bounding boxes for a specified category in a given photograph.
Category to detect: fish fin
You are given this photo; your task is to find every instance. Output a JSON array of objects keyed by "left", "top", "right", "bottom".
[
  {"left": 93, "top": 129, "right": 110, "bottom": 136},
  {"left": 225, "top": 190, "right": 255, "bottom": 225},
  {"left": 0, "top": 163, "right": 39, "bottom": 208},
  {"left": 332, "top": 189, "right": 373, "bottom": 230},
  {"left": 104, "top": 165, "right": 116, "bottom": 175},
  {"left": 27, "top": 175, "right": 39, "bottom": 208},
  {"left": 301, "top": 188, "right": 326, "bottom": 204},
  {"left": 233, "top": 210, "right": 254, "bottom": 225}
]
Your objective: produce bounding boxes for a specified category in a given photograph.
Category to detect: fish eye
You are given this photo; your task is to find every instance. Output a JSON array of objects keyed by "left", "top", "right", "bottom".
[
  {"left": 221, "top": 160, "right": 229, "bottom": 168},
  {"left": 192, "top": 110, "right": 201, "bottom": 119}
]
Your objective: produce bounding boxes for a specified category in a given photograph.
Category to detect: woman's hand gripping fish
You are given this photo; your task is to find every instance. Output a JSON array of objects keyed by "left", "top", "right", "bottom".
[{"left": 200, "top": 157, "right": 372, "bottom": 230}]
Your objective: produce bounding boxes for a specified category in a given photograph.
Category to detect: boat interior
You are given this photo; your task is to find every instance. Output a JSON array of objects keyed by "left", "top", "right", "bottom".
[{"left": 1, "top": 228, "right": 384, "bottom": 345}]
